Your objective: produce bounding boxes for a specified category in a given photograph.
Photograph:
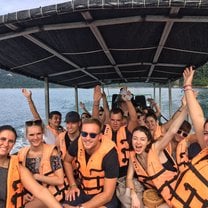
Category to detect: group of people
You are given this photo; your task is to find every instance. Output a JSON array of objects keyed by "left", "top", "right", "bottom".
[{"left": 1, "top": 66, "right": 208, "bottom": 208}]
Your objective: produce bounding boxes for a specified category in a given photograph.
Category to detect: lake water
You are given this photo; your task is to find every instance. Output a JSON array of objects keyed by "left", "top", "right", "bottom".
[{"left": 1, "top": 87, "right": 207, "bottom": 153}]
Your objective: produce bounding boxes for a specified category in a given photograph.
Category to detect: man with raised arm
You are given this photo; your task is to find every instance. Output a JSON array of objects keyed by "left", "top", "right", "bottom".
[
  {"left": 171, "top": 66, "right": 208, "bottom": 208},
  {"left": 92, "top": 85, "right": 138, "bottom": 178},
  {"left": 22, "top": 88, "right": 64, "bottom": 144}
]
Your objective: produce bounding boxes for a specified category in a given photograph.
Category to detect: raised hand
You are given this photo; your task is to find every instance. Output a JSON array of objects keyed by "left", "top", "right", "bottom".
[
  {"left": 80, "top": 101, "right": 85, "bottom": 109},
  {"left": 183, "top": 66, "right": 195, "bottom": 86},
  {"left": 93, "top": 85, "right": 102, "bottom": 103},
  {"left": 22, "top": 88, "right": 32, "bottom": 99},
  {"left": 121, "top": 87, "right": 132, "bottom": 101}
]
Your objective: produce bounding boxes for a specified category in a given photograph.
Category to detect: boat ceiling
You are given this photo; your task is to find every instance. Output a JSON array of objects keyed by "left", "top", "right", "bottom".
[{"left": 0, "top": 0, "right": 208, "bottom": 88}]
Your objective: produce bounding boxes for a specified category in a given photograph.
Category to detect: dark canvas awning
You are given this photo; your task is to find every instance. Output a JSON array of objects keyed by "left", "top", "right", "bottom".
[{"left": 0, "top": 0, "right": 208, "bottom": 88}]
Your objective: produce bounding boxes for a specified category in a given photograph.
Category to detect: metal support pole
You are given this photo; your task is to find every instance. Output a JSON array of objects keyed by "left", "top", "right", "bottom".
[
  {"left": 75, "top": 86, "right": 79, "bottom": 112},
  {"left": 44, "top": 77, "right": 50, "bottom": 122},
  {"left": 168, "top": 80, "right": 172, "bottom": 118},
  {"left": 153, "top": 83, "right": 156, "bottom": 100},
  {"left": 159, "top": 85, "right": 161, "bottom": 111}
]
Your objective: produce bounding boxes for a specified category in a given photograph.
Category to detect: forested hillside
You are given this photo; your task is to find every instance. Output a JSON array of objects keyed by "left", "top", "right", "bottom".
[
  {"left": 0, "top": 69, "right": 61, "bottom": 88},
  {"left": 0, "top": 63, "right": 208, "bottom": 88},
  {"left": 193, "top": 64, "right": 208, "bottom": 86}
]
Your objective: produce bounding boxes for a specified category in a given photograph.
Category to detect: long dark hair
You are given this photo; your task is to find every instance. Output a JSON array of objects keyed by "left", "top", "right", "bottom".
[{"left": 130, "top": 126, "right": 155, "bottom": 153}]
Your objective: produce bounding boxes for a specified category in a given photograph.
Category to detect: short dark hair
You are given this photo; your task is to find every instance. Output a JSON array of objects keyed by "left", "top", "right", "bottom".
[
  {"left": 145, "top": 112, "right": 157, "bottom": 121},
  {"left": 110, "top": 108, "right": 124, "bottom": 117},
  {"left": 179, "top": 120, "right": 191, "bottom": 133},
  {"left": 49, "top": 111, "right": 62, "bottom": 119},
  {"left": 0, "top": 125, "right": 17, "bottom": 141}
]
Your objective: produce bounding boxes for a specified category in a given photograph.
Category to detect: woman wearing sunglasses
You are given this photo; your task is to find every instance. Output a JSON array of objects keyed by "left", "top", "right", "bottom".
[
  {"left": 22, "top": 88, "right": 65, "bottom": 145},
  {"left": 63, "top": 118, "right": 119, "bottom": 208},
  {"left": 0, "top": 124, "right": 63, "bottom": 208},
  {"left": 18, "top": 120, "right": 67, "bottom": 208}
]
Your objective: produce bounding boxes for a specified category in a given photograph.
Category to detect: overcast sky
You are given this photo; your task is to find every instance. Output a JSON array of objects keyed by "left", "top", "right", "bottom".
[{"left": 0, "top": 0, "right": 67, "bottom": 15}]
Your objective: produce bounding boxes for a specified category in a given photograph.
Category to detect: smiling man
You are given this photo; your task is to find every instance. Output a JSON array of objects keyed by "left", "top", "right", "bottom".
[
  {"left": 63, "top": 118, "right": 119, "bottom": 208},
  {"left": 56, "top": 111, "right": 81, "bottom": 160}
]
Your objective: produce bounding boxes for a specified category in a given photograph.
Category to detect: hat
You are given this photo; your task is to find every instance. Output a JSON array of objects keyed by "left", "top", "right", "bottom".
[{"left": 65, "top": 111, "right": 80, "bottom": 123}]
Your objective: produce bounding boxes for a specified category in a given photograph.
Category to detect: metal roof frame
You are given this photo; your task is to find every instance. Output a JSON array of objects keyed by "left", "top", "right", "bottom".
[{"left": 0, "top": 0, "right": 208, "bottom": 88}]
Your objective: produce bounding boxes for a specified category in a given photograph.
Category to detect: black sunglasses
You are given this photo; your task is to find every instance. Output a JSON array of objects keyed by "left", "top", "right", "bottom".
[
  {"left": 177, "top": 129, "right": 188, "bottom": 137},
  {"left": 81, "top": 131, "right": 98, "bottom": 139},
  {"left": 25, "top": 120, "right": 42, "bottom": 126},
  {"left": 82, "top": 115, "right": 90, "bottom": 119}
]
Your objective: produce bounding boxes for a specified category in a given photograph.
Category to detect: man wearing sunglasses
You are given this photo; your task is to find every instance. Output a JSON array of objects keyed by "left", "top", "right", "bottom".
[
  {"left": 63, "top": 118, "right": 119, "bottom": 208},
  {"left": 170, "top": 120, "right": 201, "bottom": 162}
]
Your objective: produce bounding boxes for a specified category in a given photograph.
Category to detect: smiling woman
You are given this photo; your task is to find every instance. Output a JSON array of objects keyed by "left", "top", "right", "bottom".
[
  {"left": 0, "top": 124, "right": 63, "bottom": 208},
  {"left": 122, "top": 101, "right": 187, "bottom": 208},
  {"left": 18, "top": 120, "right": 68, "bottom": 207}
]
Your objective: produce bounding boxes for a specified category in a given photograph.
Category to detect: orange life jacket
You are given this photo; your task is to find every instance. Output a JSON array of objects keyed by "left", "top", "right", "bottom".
[
  {"left": 153, "top": 125, "right": 172, "bottom": 155},
  {"left": 147, "top": 145, "right": 179, "bottom": 206},
  {"left": 103, "top": 124, "right": 129, "bottom": 167},
  {"left": 6, "top": 155, "right": 24, "bottom": 208},
  {"left": 176, "top": 138, "right": 190, "bottom": 173},
  {"left": 58, "top": 131, "right": 78, "bottom": 178},
  {"left": 58, "top": 131, "right": 68, "bottom": 160},
  {"left": 130, "top": 151, "right": 155, "bottom": 189},
  {"left": 176, "top": 134, "right": 198, "bottom": 173},
  {"left": 153, "top": 124, "right": 163, "bottom": 140},
  {"left": 171, "top": 147, "right": 208, "bottom": 208},
  {"left": 18, "top": 144, "right": 68, "bottom": 202},
  {"left": 77, "top": 136, "right": 116, "bottom": 195}
]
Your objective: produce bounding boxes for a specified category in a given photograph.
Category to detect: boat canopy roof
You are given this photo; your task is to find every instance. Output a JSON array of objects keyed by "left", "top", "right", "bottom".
[{"left": 0, "top": 0, "right": 208, "bottom": 88}]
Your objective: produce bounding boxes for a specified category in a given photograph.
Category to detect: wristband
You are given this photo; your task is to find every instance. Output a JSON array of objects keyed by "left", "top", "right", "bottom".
[
  {"left": 70, "top": 183, "right": 77, "bottom": 188},
  {"left": 183, "top": 85, "right": 192, "bottom": 91},
  {"left": 183, "top": 85, "right": 192, "bottom": 88},
  {"left": 184, "top": 88, "right": 193, "bottom": 92}
]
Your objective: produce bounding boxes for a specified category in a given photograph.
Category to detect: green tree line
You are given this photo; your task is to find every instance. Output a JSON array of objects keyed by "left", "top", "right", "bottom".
[
  {"left": 0, "top": 63, "right": 208, "bottom": 88},
  {"left": 193, "top": 64, "right": 208, "bottom": 86}
]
